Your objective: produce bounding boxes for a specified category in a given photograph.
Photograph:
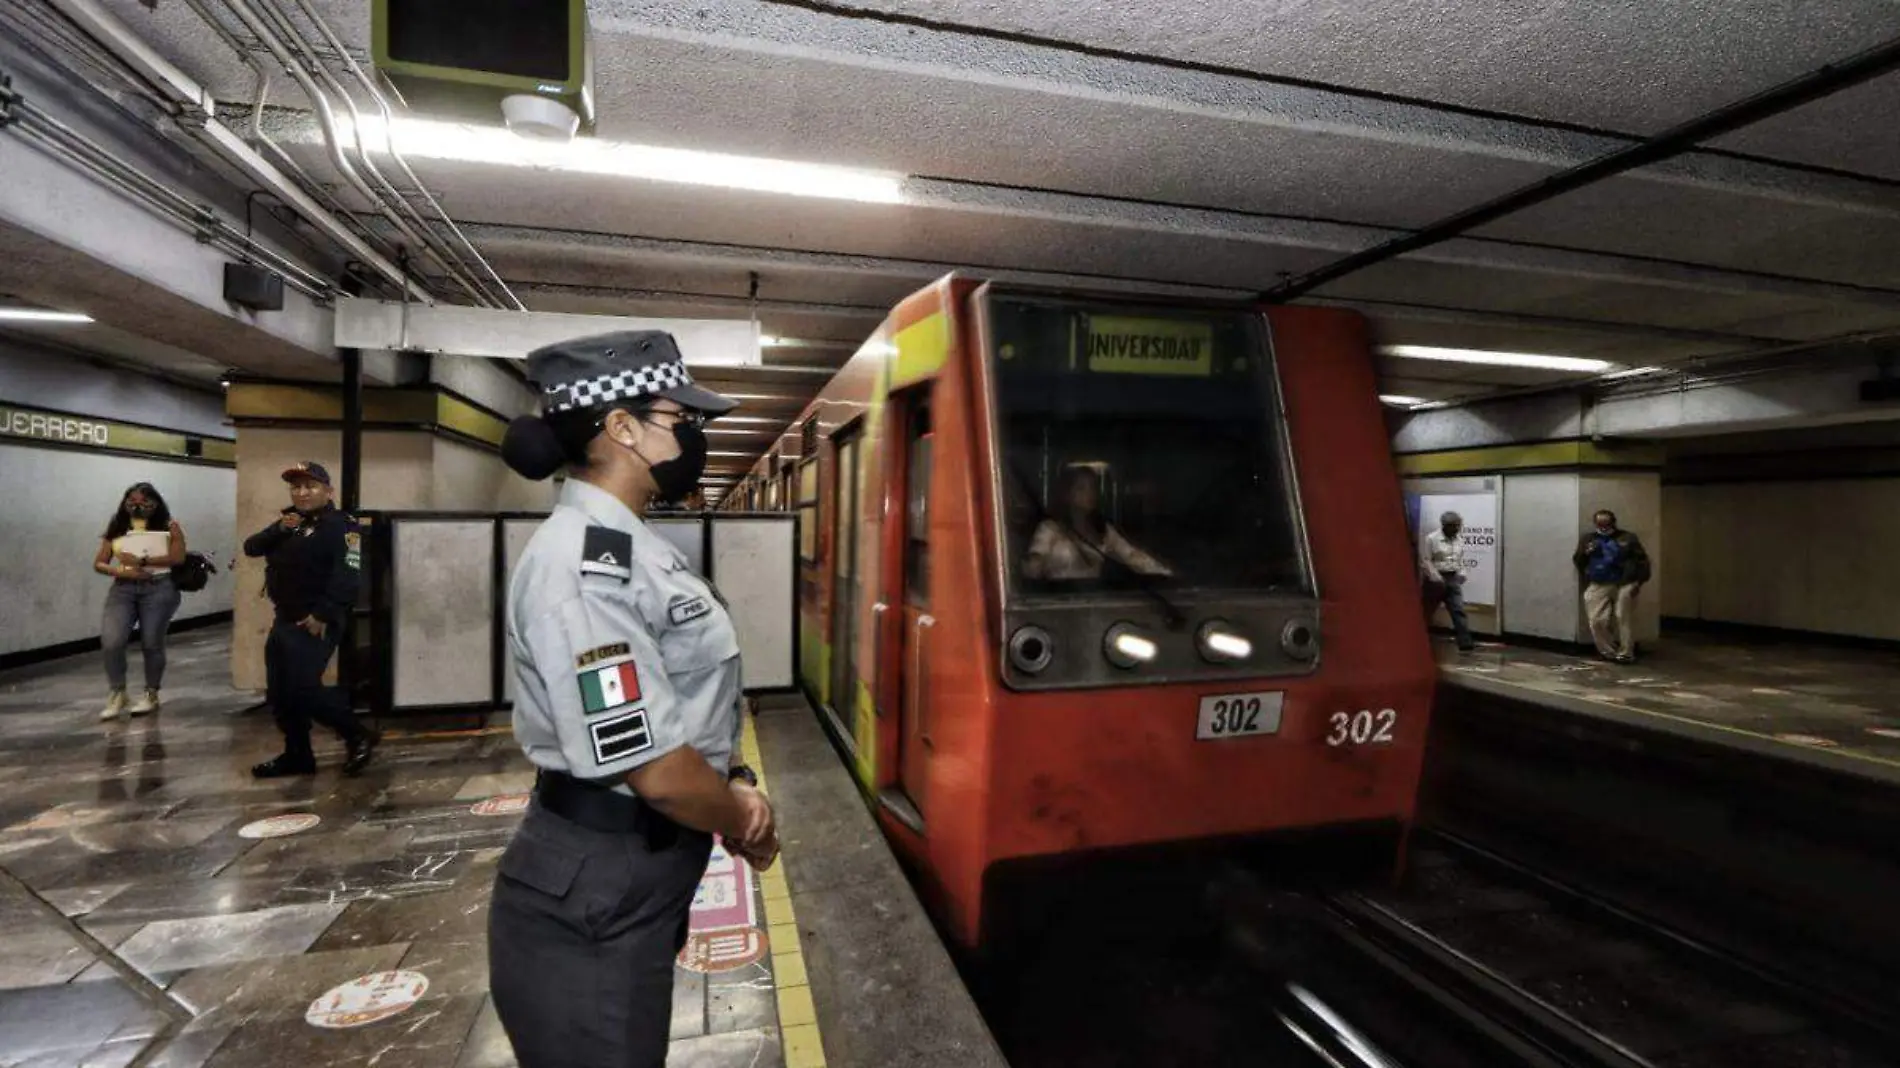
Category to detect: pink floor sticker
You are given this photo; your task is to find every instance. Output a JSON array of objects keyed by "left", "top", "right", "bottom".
[
  {"left": 470, "top": 792, "right": 530, "bottom": 817},
  {"left": 677, "top": 841, "right": 768, "bottom": 974}
]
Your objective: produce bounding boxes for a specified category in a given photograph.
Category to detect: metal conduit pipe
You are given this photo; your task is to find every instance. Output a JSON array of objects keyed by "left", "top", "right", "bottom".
[
  {"left": 9, "top": 106, "right": 332, "bottom": 298},
  {"left": 215, "top": 0, "right": 479, "bottom": 305},
  {"left": 174, "top": 0, "right": 409, "bottom": 279},
  {"left": 275, "top": 0, "right": 522, "bottom": 310},
  {"left": 43, "top": 0, "right": 429, "bottom": 302},
  {"left": 16, "top": 110, "right": 333, "bottom": 295},
  {"left": 240, "top": 0, "right": 500, "bottom": 307}
]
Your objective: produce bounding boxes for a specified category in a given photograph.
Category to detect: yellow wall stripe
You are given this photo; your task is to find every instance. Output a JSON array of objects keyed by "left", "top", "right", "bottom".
[
  {"left": 434, "top": 393, "right": 510, "bottom": 448},
  {"left": 1395, "top": 439, "right": 1664, "bottom": 476},
  {"left": 226, "top": 384, "right": 508, "bottom": 449}
]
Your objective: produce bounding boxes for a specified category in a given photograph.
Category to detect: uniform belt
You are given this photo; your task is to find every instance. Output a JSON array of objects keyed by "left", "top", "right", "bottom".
[{"left": 534, "top": 769, "right": 680, "bottom": 848}]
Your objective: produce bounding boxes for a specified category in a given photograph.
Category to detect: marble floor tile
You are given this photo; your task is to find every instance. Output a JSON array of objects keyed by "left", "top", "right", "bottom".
[
  {"left": 200, "top": 991, "right": 486, "bottom": 1068},
  {"left": 0, "top": 978, "right": 170, "bottom": 1063},
  {"left": 667, "top": 1028, "right": 783, "bottom": 1068},
  {"left": 396, "top": 941, "right": 489, "bottom": 998},
  {"left": 112, "top": 903, "right": 347, "bottom": 981},
  {"left": 451, "top": 996, "right": 514, "bottom": 1068},
  {"left": 1, "top": 628, "right": 792, "bottom": 1068},
  {"left": 0, "top": 922, "right": 98, "bottom": 990},
  {"left": 168, "top": 945, "right": 411, "bottom": 1030}
]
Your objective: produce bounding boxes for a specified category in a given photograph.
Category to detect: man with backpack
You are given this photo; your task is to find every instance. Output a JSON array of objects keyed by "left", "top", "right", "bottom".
[{"left": 1572, "top": 509, "right": 1651, "bottom": 664}]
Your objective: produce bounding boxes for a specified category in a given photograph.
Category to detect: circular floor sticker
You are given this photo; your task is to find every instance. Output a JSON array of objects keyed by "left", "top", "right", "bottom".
[
  {"left": 1774, "top": 733, "right": 1840, "bottom": 748},
  {"left": 306, "top": 971, "right": 430, "bottom": 1028},
  {"left": 470, "top": 792, "right": 530, "bottom": 817},
  {"left": 238, "top": 813, "right": 321, "bottom": 839},
  {"left": 676, "top": 928, "right": 769, "bottom": 974}
]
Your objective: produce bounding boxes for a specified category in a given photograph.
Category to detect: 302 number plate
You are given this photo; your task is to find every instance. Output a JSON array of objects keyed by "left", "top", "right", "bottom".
[{"left": 1196, "top": 691, "right": 1285, "bottom": 740}]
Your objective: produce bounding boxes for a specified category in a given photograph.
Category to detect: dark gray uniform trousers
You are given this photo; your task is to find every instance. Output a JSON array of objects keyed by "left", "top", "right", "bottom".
[{"left": 489, "top": 798, "right": 713, "bottom": 1068}]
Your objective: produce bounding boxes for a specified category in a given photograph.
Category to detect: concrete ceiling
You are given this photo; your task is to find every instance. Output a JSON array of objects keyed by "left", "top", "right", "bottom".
[{"left": 22, "top": 0, "right": 1900, "bottom": 490}]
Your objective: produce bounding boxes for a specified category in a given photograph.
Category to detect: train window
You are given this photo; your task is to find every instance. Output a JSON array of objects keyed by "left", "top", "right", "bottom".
[
  {"left": 987, "top": 294, "right": 1310, "bottom": 598},
  {"left": 904, "top": 403, "right": 933, "bottom": 606},
  {"left": 796, "top": 458, "right": 819, "bottom": 562}
]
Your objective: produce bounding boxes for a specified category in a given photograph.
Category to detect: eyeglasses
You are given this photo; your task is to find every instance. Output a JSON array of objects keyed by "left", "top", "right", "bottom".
[{"left": 642, "top": 407, "right": 709, "bottom": 430}]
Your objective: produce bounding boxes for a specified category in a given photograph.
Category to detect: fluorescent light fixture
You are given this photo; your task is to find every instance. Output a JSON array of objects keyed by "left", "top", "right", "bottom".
[
  {"left": 759, "top": 336, "right": 788, "bottom": 347},
  {"left": 0, "top": 308, "right": 92, "bottom": 324},
  {"left": 1379, "top": 395, "right": 1427, "bottom": 407},
  {"left": 1600, "top": 366, "right": 1663, "bottom": 381},
  {"left": 707, "top": 451, "right": 756, "bottom": 459},
  {"left": 346, "top": 116, "right": 906, "bottom": 204},
  {"left": 1382, "top": 344, "right": 1612, "bottom": 373}
]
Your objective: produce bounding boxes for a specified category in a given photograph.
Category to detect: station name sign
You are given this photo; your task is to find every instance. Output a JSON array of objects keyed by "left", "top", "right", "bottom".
[
  {"left": 0, "top": 400, "right": 235, "bottom": 463},
  {"left": 0, "top": 406, "right": 111, "bottom": 446}
]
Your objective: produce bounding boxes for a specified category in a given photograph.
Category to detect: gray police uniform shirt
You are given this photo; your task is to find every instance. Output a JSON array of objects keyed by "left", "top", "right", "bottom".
[{"left": 508, "top": 480, "right": 743, "bottom": 797}]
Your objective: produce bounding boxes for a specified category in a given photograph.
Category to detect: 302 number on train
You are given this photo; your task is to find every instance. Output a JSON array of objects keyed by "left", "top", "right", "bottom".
[
  {"left": 1326, "top": 709, "right": 1398, "bottom": 747},
  {"left": 1196, "top": 691, "right": 1285, "bottom": 740}
]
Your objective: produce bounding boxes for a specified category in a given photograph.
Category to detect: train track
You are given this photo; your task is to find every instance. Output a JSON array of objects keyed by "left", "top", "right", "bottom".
[
  {"left": 974, "top": 830, "right": 1892, "bottom": 1066},
  {"left": 1293, "top": 837, "right": 1897, "bottom": 1068}
]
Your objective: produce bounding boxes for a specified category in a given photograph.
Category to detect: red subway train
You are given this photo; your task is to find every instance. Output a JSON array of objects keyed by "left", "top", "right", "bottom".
[{"left": 730, "top": 275, "right": 1434, "bottom": 950}]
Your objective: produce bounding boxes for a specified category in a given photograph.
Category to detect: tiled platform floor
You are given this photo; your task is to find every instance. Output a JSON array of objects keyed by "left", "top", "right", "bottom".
[
  {"left": 1437, "top": 630, "right": 1900, "bottom": 774},
  {"left": 0, "top": 628, "right": 792, "bottom": 1068}
]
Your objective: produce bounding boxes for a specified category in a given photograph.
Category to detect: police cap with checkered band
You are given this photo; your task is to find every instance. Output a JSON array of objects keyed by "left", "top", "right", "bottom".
[{"left": 526, "top": 330, "right": 737, "bottom": 418}]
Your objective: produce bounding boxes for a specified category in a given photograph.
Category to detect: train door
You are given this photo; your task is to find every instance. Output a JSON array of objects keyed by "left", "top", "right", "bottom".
[
  {"left": 876, "top": 393, "right": 933, "bottom": 831},
  {"left": 829, "top": 427, "right": 863, "bottom": 729}
]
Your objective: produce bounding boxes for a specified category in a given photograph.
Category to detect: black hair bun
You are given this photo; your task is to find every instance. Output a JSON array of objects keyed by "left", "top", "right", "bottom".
[{"left": 502, "top": 416, "right": 566, "bottom": 481}]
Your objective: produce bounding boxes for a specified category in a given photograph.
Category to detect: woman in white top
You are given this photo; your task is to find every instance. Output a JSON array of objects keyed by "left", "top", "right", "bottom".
[
  {"left": 1022, "top": 465, "right": 1172, "bottom": 582},
  {"left": 91, "top": 483, "right": 188, "bottom": 719}
]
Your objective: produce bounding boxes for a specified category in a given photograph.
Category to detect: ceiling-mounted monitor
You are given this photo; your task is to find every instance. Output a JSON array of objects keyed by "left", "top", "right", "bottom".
[{"left": 372, "top": 0, "right": 595, "bottom": 138}]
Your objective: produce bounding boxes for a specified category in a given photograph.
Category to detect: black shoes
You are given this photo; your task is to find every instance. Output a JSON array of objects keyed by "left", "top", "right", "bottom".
[
  {"left": 253, "top": 730, "right": 380, "bottom": 779},
  {"left": 342, "top": 730, "right": 381, "bottom": 777},
  {"left": 252, "top": 755, "right": 317, "bottom": 779}
]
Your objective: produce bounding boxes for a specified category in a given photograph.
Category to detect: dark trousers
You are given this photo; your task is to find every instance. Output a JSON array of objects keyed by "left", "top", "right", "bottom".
[
  {"left": 1423, "top": 573, "right": 1475, "bottom": 650},
  {"left": 489, "top": 799, "right": 713, "bottom": 1068},
  {"left": 265, "top": 618, "right": 364, "bottom": 761}
]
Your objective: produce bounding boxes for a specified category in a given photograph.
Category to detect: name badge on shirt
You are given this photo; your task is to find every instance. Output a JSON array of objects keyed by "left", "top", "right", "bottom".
[{"left": 669, "top": 597, "right": 712, "bottom": 626}]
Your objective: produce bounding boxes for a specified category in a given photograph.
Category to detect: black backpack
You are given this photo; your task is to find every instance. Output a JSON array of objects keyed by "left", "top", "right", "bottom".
[{"left": 172, "top": 551, "right": 219, "bottom": 593}]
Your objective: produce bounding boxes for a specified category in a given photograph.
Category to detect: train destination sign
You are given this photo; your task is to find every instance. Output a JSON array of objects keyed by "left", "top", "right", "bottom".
[{"left": 1083, "top": 316, "right": 1215, "bottom": 377}]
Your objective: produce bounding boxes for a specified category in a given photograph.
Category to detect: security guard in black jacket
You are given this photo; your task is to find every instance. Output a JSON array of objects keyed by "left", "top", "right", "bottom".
[{"left": 243, "top": 461, "right": 377, "bottom": 778}]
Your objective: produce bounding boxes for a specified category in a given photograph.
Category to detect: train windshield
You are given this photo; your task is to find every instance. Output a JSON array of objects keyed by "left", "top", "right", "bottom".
[{"left": 987, "top": 293, "right": 1310, "bottom": 599}]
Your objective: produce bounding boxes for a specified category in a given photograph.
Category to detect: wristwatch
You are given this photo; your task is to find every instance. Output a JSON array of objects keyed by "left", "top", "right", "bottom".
[{"left": 728, "top": 764, "right": 758, "bottom": 788}]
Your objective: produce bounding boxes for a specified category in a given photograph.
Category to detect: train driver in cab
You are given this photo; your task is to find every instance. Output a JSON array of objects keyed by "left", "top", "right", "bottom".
[{"left": 1022, "top": 463, "right": 1173, "bottom": 582}]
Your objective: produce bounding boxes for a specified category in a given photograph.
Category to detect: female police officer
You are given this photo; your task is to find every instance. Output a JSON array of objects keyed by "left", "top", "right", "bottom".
[{"left": 493, "top": 329, "right": 778, "bottom": 1068}]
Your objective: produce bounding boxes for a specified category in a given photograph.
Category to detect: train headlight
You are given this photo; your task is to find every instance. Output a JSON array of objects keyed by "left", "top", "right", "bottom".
[
  {"left": 1103, "top": 623, "right": 1158, "bottom": 669},
  {"left": 1197, "top": 621, "right": 1253, "bottom": 663},
  {"left": 1281, "top": 618, "right": 1320, "bottom": 661},
  {"left": 1008, "top": 625, "right": 1055, "bottom": 675}
]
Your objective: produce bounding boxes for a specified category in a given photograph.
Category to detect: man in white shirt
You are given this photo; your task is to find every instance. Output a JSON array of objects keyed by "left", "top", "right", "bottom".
[{"left": 1420, "top": 511, "right": 1475, "bottom": 652}]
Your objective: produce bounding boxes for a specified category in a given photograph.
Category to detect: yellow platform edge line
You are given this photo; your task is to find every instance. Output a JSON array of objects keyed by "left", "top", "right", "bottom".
[{"left": 742, "top": 710, "right": 827, "bottom": 1068}]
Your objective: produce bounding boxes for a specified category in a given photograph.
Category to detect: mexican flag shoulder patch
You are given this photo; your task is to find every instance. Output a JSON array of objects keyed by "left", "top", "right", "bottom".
[{"left": 578, "top": 657, "right": 641, "bottom": 716}]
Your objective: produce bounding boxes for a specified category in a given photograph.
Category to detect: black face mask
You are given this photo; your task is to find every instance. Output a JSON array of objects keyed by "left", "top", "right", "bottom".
[
  {"left": 645, "top": 421, "right": 708, "bottom": 504},
  {"left": 127, "top": 503, "right": 153, "bottom": 518}
]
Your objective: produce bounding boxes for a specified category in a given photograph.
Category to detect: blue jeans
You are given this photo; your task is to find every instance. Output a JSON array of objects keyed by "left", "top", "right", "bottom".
[
  {"left": 1423, "top": 572, "right": 1474, "bottom": 650},
  {"left": 102, "top": 577, "right": 182, "bottom": 690}
]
